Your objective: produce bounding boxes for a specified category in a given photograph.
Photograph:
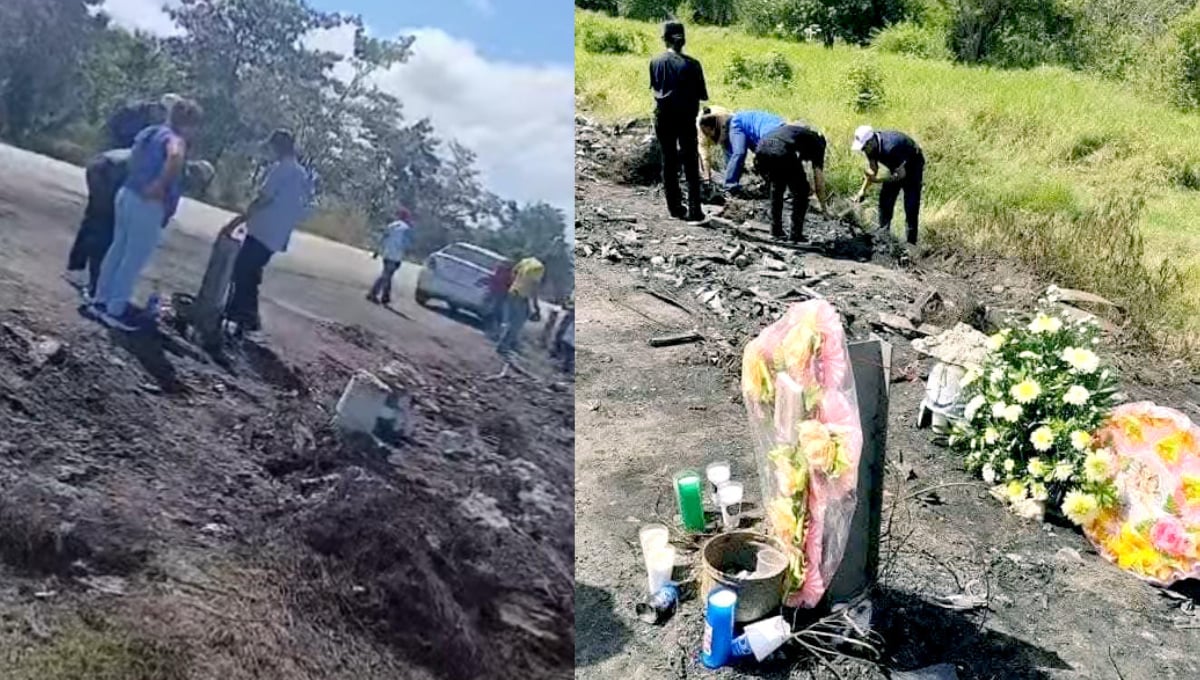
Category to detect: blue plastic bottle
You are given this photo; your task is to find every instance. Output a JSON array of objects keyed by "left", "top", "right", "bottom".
[{"left": 700, "top": 588, "right": 738, "bottom": 669}]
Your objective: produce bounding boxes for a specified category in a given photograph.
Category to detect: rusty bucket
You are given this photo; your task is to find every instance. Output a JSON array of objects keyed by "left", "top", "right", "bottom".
[{"left": 699, "top": 531, "right": 787, "bottom": 623}]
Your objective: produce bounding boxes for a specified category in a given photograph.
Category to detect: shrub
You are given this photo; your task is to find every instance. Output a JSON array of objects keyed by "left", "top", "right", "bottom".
[
  {"left": 872, "top": 20, "right": 951, "bottom": 60},
  {"left": 724, "top": 52, "right": 795, "bottom": 88},
  {"left": 950, "top": 303, "right": 1120, "bottom": 522},
  {"left": 680, "top": 0, "right": 739, "bottom": 24},
  {"left": 576, "top": 0, "right": 620, "bottom": 13},
  {"left": 1161, "top": 6, "right": 1200, "bottom": 111},
  {"left": 846, "top": 58, "right": 886, "bottom": 112},
  {"left": 578, "top": 21, "right": 646, "bottom": 54},
  {"left": 737, "top": 0, "right": 912, "bottom": 45},
  {"left": 618, "top": 0, "right": 680, "bottom": 21},
  {"left": 947, "top": 0, "right": 1081, "bottom": 68}
]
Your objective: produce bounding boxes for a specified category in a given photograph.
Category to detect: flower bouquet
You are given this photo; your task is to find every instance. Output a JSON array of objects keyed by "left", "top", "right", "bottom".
[
  {"left": 949, "top": 309, "right": 1119, "bottom": 520},
  {"left": 741, "top": 300, "right": 863, "bottom": 608},
  {"left": 1069, "top": 402, "right": 1200, "bottom": 585}
]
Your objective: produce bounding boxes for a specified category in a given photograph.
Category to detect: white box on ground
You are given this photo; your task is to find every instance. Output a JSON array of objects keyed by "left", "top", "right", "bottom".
[{"left": 335, "top": 370, "right": 394, "bottom": 434}]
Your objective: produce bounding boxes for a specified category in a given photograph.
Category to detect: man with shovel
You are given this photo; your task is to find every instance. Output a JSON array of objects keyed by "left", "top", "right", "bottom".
[{"left": 851, "top": 125, "right": 925, "bottom": 246}]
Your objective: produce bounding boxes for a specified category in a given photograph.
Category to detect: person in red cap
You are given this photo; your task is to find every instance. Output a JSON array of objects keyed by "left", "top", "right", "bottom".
[{"left": 367, "top": 206, "right": 414, "bottom": 305}]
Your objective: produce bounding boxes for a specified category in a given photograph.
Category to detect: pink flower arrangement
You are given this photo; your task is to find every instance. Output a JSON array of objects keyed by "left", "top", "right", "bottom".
[{"left": 742, "top": 301, "right": 863, "bottom": 608}]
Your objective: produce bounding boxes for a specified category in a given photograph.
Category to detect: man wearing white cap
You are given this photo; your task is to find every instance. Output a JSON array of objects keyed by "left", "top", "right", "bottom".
[{"left": 851, "top": 125, "right": 925, "bottom": 245}]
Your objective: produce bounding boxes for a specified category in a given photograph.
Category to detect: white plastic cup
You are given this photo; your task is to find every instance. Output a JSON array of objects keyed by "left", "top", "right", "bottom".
[
  {"left": 645, "top": 545, "right": 676, "bottom": 595},
  {"left": 639, "top": 524, "right": 670, "bottom": 555},
  {"left": 744, "top": 615, "right": 792, "bottom": 661},
  {"left": 706, "top": 461, "right": 731, "bottom": 504},
  {"left": 755, "top": 546, "right": 788, "bottom": 576},
  {"left": 717, "top": 481, "right": 744, "bottom": 531}
]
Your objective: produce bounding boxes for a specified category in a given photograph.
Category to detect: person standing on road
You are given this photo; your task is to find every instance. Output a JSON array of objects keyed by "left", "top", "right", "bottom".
[
  {"left": 90, "top": 98, "right": 202, "bottom": 330},
  {"left": 481, "top": 259, "right": 516, "bottom": 340},
  {"left": 367, "top": 207, "right": 414, "bottom": 306},
  {"left": 220, "top": 129, "right": 314, "bottom": 340},
  {"left": 497, "top": 255, "right": 544, "bottom": 356},
  {"left": 697, "top": 109, "right": 785, "bottom": 195},
  {"left": 64, "top": 149, "right": 131, "bottom": 298},
  {"left": 752, "top": 123, "right": 830, "bottom": 243},
  {"left": 649, "top": 21, "right": 709, "bottom": 224},
  {"left": 851, "top": 125, "right": 925, "bottom": 246}
]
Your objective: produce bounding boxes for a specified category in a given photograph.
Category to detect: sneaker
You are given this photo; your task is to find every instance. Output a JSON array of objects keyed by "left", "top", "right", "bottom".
[
  {"left": 100, "top": 310, "right": 139, "bottom": 332},
  {"left": 62, "top": 270, "right": 88, "bottom": 291},
  {"left": 242, "top": 329, "right": 267, "bottom": 344},
  {"left": 685, "top": 212, "right": 710, "bottom": 226}
]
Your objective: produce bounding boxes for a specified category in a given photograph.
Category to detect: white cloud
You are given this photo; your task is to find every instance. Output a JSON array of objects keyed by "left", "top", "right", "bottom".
[
  {"left": 99, "top": 0, "right": 182, "bottom": 36},
  {"left": 102, "top": 5, "right": 574, "bottom": 230}
]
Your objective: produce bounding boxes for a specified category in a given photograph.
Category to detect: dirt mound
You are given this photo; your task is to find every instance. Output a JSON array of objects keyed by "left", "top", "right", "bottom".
[{"left": 576, "top": 116, "right": 662, "bottom": 186}]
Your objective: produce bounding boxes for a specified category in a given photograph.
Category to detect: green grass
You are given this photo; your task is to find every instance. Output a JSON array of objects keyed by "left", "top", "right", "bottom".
[
  {"left": 576, "top": 10, "right": 1200, "bottom": 356},
  {"left": 4, "top": 625, "right": 188, "bottom": 680}
]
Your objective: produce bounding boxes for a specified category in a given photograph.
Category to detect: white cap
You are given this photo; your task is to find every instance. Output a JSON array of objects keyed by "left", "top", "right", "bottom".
[{"left": 851, "top": 125, "right": 874, "bottom": 152}]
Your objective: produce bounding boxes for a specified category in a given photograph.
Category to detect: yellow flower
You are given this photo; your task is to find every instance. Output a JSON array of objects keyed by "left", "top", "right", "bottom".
[
  {"left": 1053, "top": 461, "right": 1074, "bottom": 481},
  {"left": 1027, "top": 458, "right": 1047, "bottom": 478},
  {"left": 1110, "top": 525, "right": 1166, "bottom": 578},
  {"left": 742, "top": 341, "right": 774, "bottom": 403},
  {"left": 1084, "top": 449, "right": 1114, "bottom": 482},
  {"left": 1070, "top": 430, "right": 1093, "bottom": 452},
  {"left": 960, "top": 368, "right": 981, "bottom": 388},
  {"left": 1006, "top": 480, "right": 1027, "bottom": 504},
  {"left": 1003, "top": 405, "right": 1023, "bottom": 423},
  {"left": 1062, "top": 491, "right": 1100, "bottom": 525},
  {"left": 1063, "top": 385, "right": 1090, "bottom": 406},
  {"left": 774, "top": 456, "right": 808, "bottom": 498},
  {"left": 1155, "top": 430, "right": 1197, "bottom": 464},
  {"left": 1116, "top": 415, "right": 1144, "bottom": 444},
  {"left": 768, "top": 498, "right": 798, "bottom": 547},
  {"left": 987, "top": 332, "right": 1007, "bottom": 351},
  {"left": 1028, "top": 314, "right": 1063, "bottom": 334},
  {"left": 984, "top": 427, "right": 1000, "bottom": 445},
  {"left": 1060, "top": 347, "right": 1100, "bottom": 374},
  {"left": 1182, "top": 475, "right": 1200, "bottom": 505},
  {"left": 1011, "top": 380, "right": 1042, "bottom": 404},
  {"left": 1031, "top": 426, "right": 1055, "bottom": 452},
  {"left": 797, "top": 420, "right": 834, "bottom": 471},
  {"left": 1030, "top": 482, "right": 1049, "bottom": 501},
  {"left": 780, "top": 318, "right": 822, "bottom": 374}
]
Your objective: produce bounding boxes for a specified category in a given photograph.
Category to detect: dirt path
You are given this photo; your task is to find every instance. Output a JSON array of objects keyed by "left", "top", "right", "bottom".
[
  {"left": 0, "top": 144, "right": 574, "bottom": 680},
  {"left": 573, "top": 120, "right": 1200, "bottom": 680}
]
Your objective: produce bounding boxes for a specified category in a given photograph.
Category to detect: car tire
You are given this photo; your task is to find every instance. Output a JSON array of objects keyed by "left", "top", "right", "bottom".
[{"left": 415, "top": 290, "right": 430, "bottom": 306}]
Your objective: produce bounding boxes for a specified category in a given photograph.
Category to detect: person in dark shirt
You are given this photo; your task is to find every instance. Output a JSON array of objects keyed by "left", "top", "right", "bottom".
[
  {"left": 63, "top": 150, "right": 131, "bottom": 298},
  {"left": 649, "top": 21, "right": 708, "bottom": 223},
  {"left": 753, "top": 124, "right": 830, "bottom": 243},
  {"left": 851, "top": 125, "right": 925, "bottom": 245},
  {"left": 104, "top": 94, "right": 180, "bottom": 150},
  {"left": 480, "top": 260, "right": 516, "bottom": 339}
]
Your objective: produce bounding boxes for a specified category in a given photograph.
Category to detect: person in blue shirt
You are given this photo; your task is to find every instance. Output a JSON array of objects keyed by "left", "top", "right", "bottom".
[
  {"left": 851, "top": 125, "right": 925, "bottom": 245},
  {"left": 698, "top": 108, "right": 785, "bottom": 192},
  {"left": 367, "top": 207, "right": 414, "bottom": 306},
  {"left": 90, "top": 98, "right": 203, "bottom": 331}
]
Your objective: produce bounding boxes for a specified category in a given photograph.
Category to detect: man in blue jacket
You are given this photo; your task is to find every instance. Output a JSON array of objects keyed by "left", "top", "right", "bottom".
[{"left": 698, "top": 109, "right": 785, "bottom": 194}]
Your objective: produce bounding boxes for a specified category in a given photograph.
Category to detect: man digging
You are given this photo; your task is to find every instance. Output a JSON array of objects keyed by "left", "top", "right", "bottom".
[{"left": 851, "top": 125, "right": 925, "bottom": 246}]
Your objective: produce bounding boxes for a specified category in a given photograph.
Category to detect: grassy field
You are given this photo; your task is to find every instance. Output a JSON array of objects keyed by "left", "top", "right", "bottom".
[{"left": 576, "top": 10, "right": 1200, "bottom": 355}]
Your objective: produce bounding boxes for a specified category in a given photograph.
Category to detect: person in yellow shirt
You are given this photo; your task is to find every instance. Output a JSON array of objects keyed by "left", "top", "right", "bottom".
[{"left": 498, "top": 256, "right": 544, "bottom": 355}]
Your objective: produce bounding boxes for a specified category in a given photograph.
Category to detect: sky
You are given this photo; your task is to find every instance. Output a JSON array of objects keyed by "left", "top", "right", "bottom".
[{"left": 98, "top": 0, "right": 575, "bottom": 225}]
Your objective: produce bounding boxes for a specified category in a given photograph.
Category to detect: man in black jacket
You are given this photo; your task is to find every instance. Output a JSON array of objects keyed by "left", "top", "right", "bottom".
[{"left": 649, "top": 21, "right": 708, "bottom": 223}]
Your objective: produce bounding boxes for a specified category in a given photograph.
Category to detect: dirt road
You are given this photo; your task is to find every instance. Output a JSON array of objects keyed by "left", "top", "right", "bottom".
[
  {"left": 0, "top": 143, "right": 574, "bottom": 680},
  {"left": 574, "top": 119, "right": 1200, "bottom": 680}
]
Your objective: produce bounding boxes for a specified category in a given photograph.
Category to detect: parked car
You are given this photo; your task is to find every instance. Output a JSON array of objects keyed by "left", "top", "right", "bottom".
[{"left": 415, "top": 242, "right": 510, "bottom": 316}]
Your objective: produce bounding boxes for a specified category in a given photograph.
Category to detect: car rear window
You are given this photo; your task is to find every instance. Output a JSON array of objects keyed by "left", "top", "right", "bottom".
[{"left": 443, "top": 243, "right": 505, "bottom": 270}]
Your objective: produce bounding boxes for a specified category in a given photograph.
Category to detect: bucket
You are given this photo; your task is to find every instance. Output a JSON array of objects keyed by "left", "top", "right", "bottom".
[
  {"left": 699, "top": 531, "right": 787, "bottom": 623},
  {"left": 921, "top": 362, "right": 966, "bottom": 433}
]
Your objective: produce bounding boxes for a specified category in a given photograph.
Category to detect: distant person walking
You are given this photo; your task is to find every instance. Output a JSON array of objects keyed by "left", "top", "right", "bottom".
[
  {"left": 89, "top": 98, "right": 203, "bottom": 331},
  {"left": 367, "top": 207, "right": 414, "bottom": 306},
  {"left": 481, "top": 259, "right": 516, "bottom": 340},
  {"left": 649, "top": 21, "right": 708, "bottom": 223},
  {"left": 220, "top": 129, "right": 314, "bottom": 340},
  {"left": 497, "top": 255, "right": 544, "bottom": 356},
  {"left": 851, "top": 126, "right": 925, "bottom": 245},
  {"left": 753, "top": 123, "right": 829, "bottom": 243},
  {"left": 698, "top": 109, "right": 785, "bottom": 194}
]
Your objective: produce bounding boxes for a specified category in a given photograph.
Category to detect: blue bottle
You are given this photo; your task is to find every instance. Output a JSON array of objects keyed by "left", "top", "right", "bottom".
[{"left": 700, "top": 588, "right": 738, "bottom": 669}]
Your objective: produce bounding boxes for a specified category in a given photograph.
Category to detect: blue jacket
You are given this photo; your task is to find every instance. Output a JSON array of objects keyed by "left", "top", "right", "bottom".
[
  {"left": 724, "top": 110, "right": 785, "bottom": 188},
  {"left": 123, "top": 125, "right": 184, "bottom": 225}
]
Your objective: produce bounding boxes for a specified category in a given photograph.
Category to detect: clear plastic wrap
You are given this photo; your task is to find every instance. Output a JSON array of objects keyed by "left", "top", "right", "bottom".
[{"left": 741, "top": 300, "right": 863, "bottom": 608}]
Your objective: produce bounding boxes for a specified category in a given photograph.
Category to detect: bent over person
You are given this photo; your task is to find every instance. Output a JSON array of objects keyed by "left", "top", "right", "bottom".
[
  {"left": 649, "top": 21, "right": 708, "bottom": 223},
  {"left": 753, "top": 124, "right": 829, "bottom": 243},
  {"left": 852, "top": 126, "right": 925, "bottom": 245}
]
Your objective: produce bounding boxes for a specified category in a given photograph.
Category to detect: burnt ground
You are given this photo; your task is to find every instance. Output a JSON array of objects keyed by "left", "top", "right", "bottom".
[
  {"left": 0, "top": 143, "right": 573, "bottom": 680},
  {"left": 573, "top": 117, "right": 1200, "bottom": 680}
]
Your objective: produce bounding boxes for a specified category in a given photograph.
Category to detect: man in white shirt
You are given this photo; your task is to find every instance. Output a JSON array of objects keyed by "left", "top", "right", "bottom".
[
  {"left": 367, "top": 207, "right": 413, "bottom": 306},
  {"left": 220, "top": 129, "right": 313, "bottom": 338}
]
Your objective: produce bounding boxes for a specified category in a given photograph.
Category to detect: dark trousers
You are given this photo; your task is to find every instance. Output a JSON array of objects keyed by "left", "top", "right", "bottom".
[
  {"left": 654, "top": 108, "right": 702, "bottom": 219},
  {"left": 879, "top": 155, "right": 924, "bottom": 245},
  {"left": 68, "top": 165, "right": 117, "bottom": 296},
  {"left": 369, "top": 259, "right": 401, "bottom": 303},
  {"left": 225, "top": 236, "right": 273, "bottom": 330},
  {"left": 755, "top": 150, "right": 809, "bottom": 241},
  {"left": 483, "top": 291, "right": 505, "bottom": 338}
]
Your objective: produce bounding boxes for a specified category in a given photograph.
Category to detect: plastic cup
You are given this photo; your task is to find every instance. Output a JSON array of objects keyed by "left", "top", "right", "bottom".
[
  {"left": 717, "top": 481, "right": 744, "bottom": 531},
  {"left": 639, "top": 523, "right": 670, "bottom": 555},
  {"left": 743, "top": 615, "right": 792, "bottom": 661},
  {"left": 645, "top": 545, "right": 675, "bottom": 595},
  {"left": 705, "top": 461, "right": 731, "bottom": 503},
  {"left": 755, "top": 546, "right": 788, "bottom": 576}
]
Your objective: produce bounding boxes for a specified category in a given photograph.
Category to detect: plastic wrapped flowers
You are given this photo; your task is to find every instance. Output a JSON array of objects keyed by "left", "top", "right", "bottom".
[
  {"left": 949, "top": 310, "right": 1119, "bottom": 521},
  {"left": 741, "top": 300, "right": 862, "bottom": 608},
  {"left": 1070, "top": 403, "right": 1200, "bottom": 585}
]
